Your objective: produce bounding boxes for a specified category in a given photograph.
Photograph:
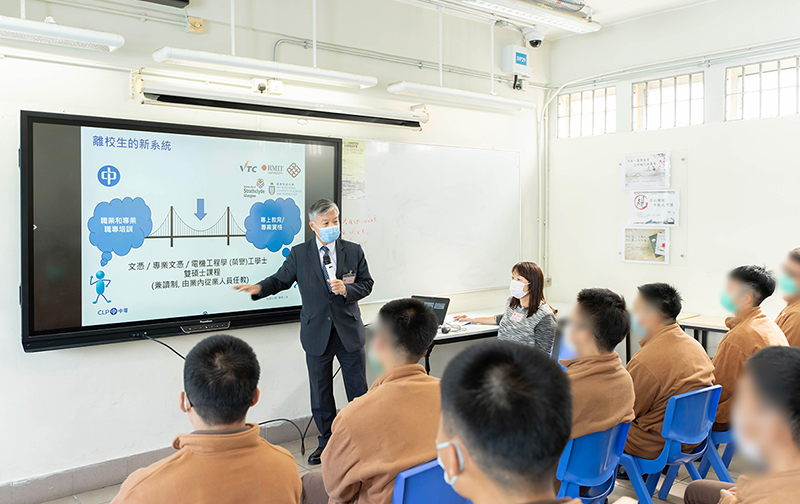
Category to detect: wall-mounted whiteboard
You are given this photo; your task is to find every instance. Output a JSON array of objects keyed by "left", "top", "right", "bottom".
[{"left": 342, "top": 140, "right": 521, "bottom": 302}]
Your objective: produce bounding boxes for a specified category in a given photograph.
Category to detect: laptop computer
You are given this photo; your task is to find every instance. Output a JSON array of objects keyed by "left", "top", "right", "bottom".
[{"left": 411, "top": 295, "right": 451, "bottom": 326}]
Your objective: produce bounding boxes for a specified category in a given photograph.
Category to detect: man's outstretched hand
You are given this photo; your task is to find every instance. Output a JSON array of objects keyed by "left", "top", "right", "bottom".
[{"left": 233, "top": 284, "right": 262, "bottom": 296}]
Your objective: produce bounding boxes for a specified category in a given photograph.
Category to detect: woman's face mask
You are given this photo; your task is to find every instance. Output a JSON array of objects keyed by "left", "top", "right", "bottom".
[{"left": 509, "top": 279, "right": 529, "bottom": 299}]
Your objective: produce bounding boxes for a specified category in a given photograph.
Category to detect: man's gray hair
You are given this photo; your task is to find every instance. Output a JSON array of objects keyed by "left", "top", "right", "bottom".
[{"left": 308, "top": 199, "right": 339, "bottom": 221}]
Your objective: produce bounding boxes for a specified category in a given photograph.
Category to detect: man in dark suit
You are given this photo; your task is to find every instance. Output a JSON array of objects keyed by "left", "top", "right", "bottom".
[{"left": 235, "top": 199, "right": 374, "bottom": 465}]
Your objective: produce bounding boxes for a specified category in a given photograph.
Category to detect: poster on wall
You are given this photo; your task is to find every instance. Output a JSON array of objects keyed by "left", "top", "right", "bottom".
[
  {"left": 630, "top": 189, "right": 680, "bottom": 226},
  {"left": 623, "top": 227, "right": 670, "bottom": 264},
  {"left": 623, "top": 152, "right": 670, "bottom": 189},
  {"left": 342, "top": 139, "right": 366, "bottom": 200}
]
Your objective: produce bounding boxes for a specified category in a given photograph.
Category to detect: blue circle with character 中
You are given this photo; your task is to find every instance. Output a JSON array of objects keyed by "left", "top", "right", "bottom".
[{"left": 97, "top": 165, "right": 120, "bottom": 187}]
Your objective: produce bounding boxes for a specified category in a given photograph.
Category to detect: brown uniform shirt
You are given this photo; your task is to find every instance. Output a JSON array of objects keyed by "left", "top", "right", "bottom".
[
  {"left": 713, "top": 307, "right": 788, "bottom": 428},
  {"left": 720, "top": 468, "right": 800, "bottom": 504},
  {"left": 111, "top": 424, "right": 301, "bottom": 504},
  {"left": 563, "top": 352, "right": 636, "bottom": 440},
  {"left": 321, "top": 364, "right": 440, "bottom": 504},
  {"left": 625, "top": 324, "right": 715, "bottom": 459},
  {"left": 775, "top": 298, "right": 800, "bottom": 347}
]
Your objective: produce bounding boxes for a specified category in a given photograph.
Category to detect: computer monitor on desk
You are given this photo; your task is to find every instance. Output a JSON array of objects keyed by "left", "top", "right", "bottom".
[{"left": 411, "top": 296, "right": 450, "bottom": 326}]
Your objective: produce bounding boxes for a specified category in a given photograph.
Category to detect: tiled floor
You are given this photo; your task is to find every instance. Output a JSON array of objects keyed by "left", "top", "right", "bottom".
[{"left": 42, "top": 441, "right": 744, "bottom": 504}]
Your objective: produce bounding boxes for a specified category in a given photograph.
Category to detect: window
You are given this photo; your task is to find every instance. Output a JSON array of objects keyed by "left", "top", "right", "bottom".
[
  {"left": 557, "top": 87, "right": 616, "bottom": 139},
  {"left": 632, "top": 73, "right": 704, "bottom": 131},
  {"left": 726, "top": 58, "right": 800, "bottom": 121}
]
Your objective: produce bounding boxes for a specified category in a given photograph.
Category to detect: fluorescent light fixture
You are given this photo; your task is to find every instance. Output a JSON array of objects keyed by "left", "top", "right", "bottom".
[
  {"left": 0, "top": 15, "right": 124, "bottom": 52},
  {"left": 152, "top": 46, "right": 378, "bottom": 89},
  {"left": 458, "top": 0, "right": 600, "bottom": 34},
  {"left": 387, "top": 81, "right": 535, "bottom": 112},
  {"left": 135, "top": 73, "right": 427, "bottom": 128}
]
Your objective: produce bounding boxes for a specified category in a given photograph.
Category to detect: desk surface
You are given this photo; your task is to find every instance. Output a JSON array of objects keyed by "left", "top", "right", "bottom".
[
  {"left": 679, "top": 314, "right": 728, "bottom": 332},
  {"left": 435, "top": 307, "right": 502, "bottom": 343}
]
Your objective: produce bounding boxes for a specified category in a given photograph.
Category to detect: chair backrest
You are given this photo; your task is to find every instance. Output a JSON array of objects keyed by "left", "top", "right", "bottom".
[
  {"left": 556, "top": 423, "right": 631, "bottom": 488},
  {"left": 661, "top": 385, "right": 722, "bottom": 445},
  {"left": 392, "top": 460, "right": 471, "bottom": 504}
]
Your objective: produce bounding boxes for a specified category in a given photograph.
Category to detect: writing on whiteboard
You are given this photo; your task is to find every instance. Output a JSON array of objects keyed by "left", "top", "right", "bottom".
[{"left": 342, "top": 216, "right": 377, "bottom": 245}]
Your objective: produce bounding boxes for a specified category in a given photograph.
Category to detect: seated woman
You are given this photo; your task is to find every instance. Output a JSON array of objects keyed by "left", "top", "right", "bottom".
[{"left": 455, "top": 261, "right": 556, "bottom": 355}]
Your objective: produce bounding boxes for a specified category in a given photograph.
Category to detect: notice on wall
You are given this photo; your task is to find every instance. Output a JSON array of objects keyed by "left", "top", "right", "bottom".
[
  {"left": 342, "top": 139, "right": 366, "bottom": 200},
  {"left": 623, "top": 227, "right": 670, "bottom": 264},
  {"left": 623, "top": 152, "right": 670, "bottom": 189},
  {"left": 630, "top": 189, "right": 680, "bottom": 226}
]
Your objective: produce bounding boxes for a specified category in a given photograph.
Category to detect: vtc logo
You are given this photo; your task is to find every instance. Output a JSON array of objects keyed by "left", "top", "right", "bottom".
[
  {"left": 239, "top": 160, "right": 258, "bottom": 173},
  {"left": 97, "top": 165, "right": 120, "bottom": 187}
]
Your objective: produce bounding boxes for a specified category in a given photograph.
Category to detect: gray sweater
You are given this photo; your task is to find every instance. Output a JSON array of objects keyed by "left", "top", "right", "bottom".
[{"left": 494, "top": 298, "right": 557, "bottom": 355}]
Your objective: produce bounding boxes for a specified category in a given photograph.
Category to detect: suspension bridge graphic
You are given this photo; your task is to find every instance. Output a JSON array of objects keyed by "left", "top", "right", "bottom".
[{"left": 145, "top": 206, "right": 246, "bottom": 247}]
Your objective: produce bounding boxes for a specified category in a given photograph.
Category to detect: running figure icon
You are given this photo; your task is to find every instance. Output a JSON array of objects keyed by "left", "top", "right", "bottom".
[{"left": 90, "top": 270, "right": 112, "bottom": 304}]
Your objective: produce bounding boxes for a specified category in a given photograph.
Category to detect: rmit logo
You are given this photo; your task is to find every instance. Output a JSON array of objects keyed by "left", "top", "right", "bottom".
[
  {"left": 516, "top": 52, "right": 527, "bottom": 65},
  {"left": 97, "top": 165, "right": 120, "bottom": 187},
  {"left": 239, "top": 160, "right": 258, "bottom": 173}
]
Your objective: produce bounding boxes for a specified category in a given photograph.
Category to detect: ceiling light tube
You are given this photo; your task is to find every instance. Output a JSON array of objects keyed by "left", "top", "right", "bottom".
[
  {"left": 387, "top": 80, "right": 535, "bottom": 112},
  {"left": 0, "top": 15, "right": 124, "bottom": 52},
  {"left": 458, "top": 0, "right": 600, "bottom": 34},
  {"left": 152, "top": 46, "right": 378, "bottom": 89}
]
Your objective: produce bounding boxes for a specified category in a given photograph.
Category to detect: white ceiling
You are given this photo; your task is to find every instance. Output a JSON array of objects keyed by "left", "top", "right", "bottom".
[{"left": 585, "top": 0, "right": 720, "bottom": 26}]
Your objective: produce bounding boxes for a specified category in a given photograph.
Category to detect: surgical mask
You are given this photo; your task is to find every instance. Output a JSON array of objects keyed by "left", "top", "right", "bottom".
[
  {"left": 367, "top": 348, "right": 384, "bottom": 376},
  {"left": 317, "top": 224, "right": 340, "bottom": 244},
  {"left": 436, "top": 440, "right": 464, "bottom": 486},
  {"left": 560, "top": 329, "right": 577, "bottom": 359},
  {"left": 779, "top": 273, "right": 799, "bottom": 296},
  {"left": 509, "top": 279, "right": 529, "bottom": 299},
  {"left": 732, "top": 411, "right": 765, "bottom": 467},
  {"left": 720, "top": 291, "right": 738, "bottom": 313},
  {"left": 630, "top": 312, "right": 646, "bottom": 338}
]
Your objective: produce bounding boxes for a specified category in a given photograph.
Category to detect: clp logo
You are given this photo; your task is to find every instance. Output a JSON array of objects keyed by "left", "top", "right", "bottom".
[{"left": 97, "top": 165, "right": 120, "bottom": 187}]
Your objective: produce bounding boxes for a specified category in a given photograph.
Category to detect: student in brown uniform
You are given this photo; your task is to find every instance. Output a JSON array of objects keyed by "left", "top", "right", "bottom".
[
  {"left": 684, "top": 346, "right": 800, "bottom": 504},
  {"left": 624, "top": 283, "right": 715, "bottom": 460},
  {"left": 111, "top": 335, "right": 301, "bottom": 504},
  {"left": 714, "top": 265, "right": 788, "bottom": 430},
  {"left": 561, "top": 288, "right": 635, "bottom": 439},
  {"left": 775, "top": 248, "right": 800, "bottom": 346},
  {"left": 437, "top": 340, "right": 579, "bottom": 504},
  {"left": 301, "top": 298, "right": 440, "bottom": 504}
]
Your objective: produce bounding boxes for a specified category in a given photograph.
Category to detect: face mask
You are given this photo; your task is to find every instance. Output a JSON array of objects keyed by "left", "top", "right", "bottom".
[
  {"left": 630, "top": 312, "right": 646, "bottom": 338},
  {"left": 732, "top": 412, "right": 765, "bottom": 467},
  {"left": 720, "top": 291, "right": 738, "bottom": 313},
  {"left": 560, "top": 327, "right": 577, "bottom": 358},
  {"left": 367, "top": 348, "right": 384, "bottom": 376},
  {"left": 436, "top": 440, "right": 464, "bottom": 486},
  {"left": 509, "top": 279, "right": 529, "bottom": 299},
  {"left": 317, "top": 224, "right": 340, "bottom": 244},
  {"left": 779, "top": 273, "right": 799, "bottom": 296}
]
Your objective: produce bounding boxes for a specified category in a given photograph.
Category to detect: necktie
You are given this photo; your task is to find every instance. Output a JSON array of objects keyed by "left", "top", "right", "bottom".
[{"left": 321, "top": 246, "right": 332, "bottom": 292}]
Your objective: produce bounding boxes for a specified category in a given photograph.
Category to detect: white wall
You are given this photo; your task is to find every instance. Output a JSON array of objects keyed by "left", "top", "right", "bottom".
[
  {"left": 546, "top": 0, "right": 800, "bottom": 321},
  {"left": 0, "top": 0, "right": 541, "bottom": 484}
]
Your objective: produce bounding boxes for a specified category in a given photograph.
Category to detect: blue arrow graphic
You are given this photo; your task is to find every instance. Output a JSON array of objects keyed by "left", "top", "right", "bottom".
[{"left": 194, "top": 199, "right": 207, "bottom": 221}]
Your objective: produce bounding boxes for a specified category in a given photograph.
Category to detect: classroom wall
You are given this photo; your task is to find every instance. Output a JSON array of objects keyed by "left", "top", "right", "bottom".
[
  {"left": 546, "top": 0, "right": 800, "bottom": 320},
  {"left": 0, "top": 0, "right": 542, "bottom": 484}
]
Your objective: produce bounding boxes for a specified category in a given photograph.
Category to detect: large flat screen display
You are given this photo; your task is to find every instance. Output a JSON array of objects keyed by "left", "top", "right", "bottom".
[{"left": 21, "top": 112, "right": 341, "bottom": 351}]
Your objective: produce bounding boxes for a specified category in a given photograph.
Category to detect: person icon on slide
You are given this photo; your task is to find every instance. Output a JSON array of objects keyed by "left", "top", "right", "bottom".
[{"left": 90, "top": 270, "right": 111, "bottom": 304}]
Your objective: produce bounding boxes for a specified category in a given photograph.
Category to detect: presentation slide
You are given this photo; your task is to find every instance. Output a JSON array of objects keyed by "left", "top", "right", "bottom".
[{"left": 80, "top": 127, "right": 305, "bottom": 326}]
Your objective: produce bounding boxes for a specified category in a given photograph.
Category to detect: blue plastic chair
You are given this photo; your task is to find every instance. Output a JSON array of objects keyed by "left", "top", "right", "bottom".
[
  {"left": 392, "top": 460, "right": 471, "bottom": 504},
  {"left": 619, "top": 385, "right": 723, "bottom": 504},
  {"left": 557, "top": 423, "right": 631, "bottom": 504},
  {"left": 697, "top": 429, "right": 736, "bottom": 482}
]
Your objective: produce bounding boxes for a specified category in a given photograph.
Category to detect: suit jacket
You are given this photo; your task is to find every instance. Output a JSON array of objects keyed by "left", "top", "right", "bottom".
[{"left": 253, "top": 238, "right": 374, "bottom": 357}]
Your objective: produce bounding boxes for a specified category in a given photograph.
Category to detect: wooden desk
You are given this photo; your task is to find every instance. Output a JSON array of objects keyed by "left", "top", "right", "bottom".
[{"left": 679, "top": 315, "right": 728, "bottom": 352}]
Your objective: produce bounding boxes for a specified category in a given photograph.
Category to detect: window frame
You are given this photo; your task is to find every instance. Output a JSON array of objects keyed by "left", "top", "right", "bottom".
[
  {"left": 556, "top": 86, "right": 617, "bottom": 139},
  {"left": 631, "top": 72, "right": 705, "bottom": 131}
]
